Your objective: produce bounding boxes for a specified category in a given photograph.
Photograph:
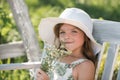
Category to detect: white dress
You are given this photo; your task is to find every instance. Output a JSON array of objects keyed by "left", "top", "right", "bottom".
[{"left": 48, "top": 59, "right": 87, "bottom": 80}]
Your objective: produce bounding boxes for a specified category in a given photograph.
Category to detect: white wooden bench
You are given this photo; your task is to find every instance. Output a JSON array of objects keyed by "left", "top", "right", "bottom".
[
  {"left": 93, "top": 19, "right": 120, "bottom": 80},
  {"left": 0, "top": 0, "right": 120, "bottom": 80}
]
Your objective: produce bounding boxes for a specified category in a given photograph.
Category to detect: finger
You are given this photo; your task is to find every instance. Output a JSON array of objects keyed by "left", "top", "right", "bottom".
[
  {"left": 36, "top": 73, "right": 44, "bottom": 80},
  {"left": 36, "top": 69, "right": 49, "bottom": 80},
  {"left": 36, "top": 69, "right": 42, "bottom": 74}
]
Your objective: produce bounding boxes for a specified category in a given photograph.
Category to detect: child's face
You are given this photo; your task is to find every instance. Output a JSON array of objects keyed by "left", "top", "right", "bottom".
[{"left": 59, "top": 24, "right": 85, "bottom": 53}]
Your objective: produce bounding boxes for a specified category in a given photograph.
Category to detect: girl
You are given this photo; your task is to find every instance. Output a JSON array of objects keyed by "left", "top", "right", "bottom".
[{"left": 37, "top": 8, "right": 101, "bottom": 80}]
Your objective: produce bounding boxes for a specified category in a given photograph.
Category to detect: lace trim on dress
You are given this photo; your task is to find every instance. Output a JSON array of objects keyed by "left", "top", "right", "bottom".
[{"left": 65, "top": 58, "right": 88, "bottom": 68}]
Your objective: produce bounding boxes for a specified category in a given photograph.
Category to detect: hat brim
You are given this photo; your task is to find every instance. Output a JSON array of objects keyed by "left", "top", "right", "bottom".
[{"left": 39, "top": 17, "right": 101, "bottom": 55}]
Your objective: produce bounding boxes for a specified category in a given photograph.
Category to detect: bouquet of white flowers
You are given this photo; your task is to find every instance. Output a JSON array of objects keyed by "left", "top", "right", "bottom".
[{"left": 40, "top": 42, "right": 71, "bottom": 73}]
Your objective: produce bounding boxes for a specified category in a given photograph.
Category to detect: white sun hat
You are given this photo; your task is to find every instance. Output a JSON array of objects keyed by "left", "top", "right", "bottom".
[{"left": 39, "top": 8, "right": 101, "bottom": 55}]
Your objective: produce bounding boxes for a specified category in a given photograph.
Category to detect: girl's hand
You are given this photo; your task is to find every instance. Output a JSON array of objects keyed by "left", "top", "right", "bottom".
[{"left": 36, "top": 69, "right": 49, "bottom": 80}]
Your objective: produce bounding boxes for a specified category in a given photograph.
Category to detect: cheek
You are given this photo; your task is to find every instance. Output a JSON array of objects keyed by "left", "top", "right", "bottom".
[{"left": 75, "top": 36, "right": 85, "bottom": 45}]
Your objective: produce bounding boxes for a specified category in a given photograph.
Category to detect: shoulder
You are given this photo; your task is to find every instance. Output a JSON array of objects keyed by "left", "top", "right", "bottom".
[
  {"left": 73, "top": 60, "right": 95, "bottom": 79},
  {"left": 80, "top": 59, "right": 95, "bottom": 67},
  {"left": 74, "top": 59, "right": 95, "bottom": 70}
]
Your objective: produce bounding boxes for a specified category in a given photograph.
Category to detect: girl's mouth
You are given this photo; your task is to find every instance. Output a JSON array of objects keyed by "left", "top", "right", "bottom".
[{"left": 64, "top": 42, "right": 73, "bottom": 44}]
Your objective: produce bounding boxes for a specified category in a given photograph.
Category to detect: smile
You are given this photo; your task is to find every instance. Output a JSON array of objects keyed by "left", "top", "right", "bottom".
[{"left": 65, "top": 42, "right": 73, "bottom": 44}]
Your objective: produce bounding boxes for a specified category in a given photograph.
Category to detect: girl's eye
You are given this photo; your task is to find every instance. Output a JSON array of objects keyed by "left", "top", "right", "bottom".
[
  {"left": 59, "top": 31, "right": 65, "bottom": 34},
  {"left": 72, "top": 30, "right": 78, "bottom": 33}
]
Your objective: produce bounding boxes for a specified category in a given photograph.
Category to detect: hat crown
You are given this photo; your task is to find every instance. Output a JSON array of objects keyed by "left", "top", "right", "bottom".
[{"left": 59, "top": 8, "right": 93, "bottom": 33}]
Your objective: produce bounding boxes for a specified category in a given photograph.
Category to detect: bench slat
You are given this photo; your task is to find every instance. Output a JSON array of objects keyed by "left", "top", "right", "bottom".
[
  {"left": 0, "top": 42, "right": 25, "bottom": 59},
  {"left": 95, "top": 42, "right": 106, "bottom": 80},
  {"left": 102, "top": 43, "right": 119, "bottom": 80},
  {"left": 0, "top": 62, "right": 40, "bottom": 70},
  {"left": 93, "top": 20, "right": 120, "bottom": 44}
]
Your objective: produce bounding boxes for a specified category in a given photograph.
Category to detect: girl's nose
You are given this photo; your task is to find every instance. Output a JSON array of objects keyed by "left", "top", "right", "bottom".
[{"left": 64, "top": 34, "right": 71, "bottom": 40}]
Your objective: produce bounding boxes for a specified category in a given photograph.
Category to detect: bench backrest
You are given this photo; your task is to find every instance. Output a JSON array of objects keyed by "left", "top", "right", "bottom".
[{"left": 93, "top": 19, "right": 120, "bottom": 80}]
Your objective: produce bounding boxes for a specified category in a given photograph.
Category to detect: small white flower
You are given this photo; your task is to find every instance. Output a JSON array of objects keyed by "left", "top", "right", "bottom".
[{"left": 40, "top": 42, "right": 72, "bottom": 73}]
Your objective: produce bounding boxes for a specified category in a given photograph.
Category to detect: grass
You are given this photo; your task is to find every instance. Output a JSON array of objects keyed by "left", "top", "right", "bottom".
[{"left": 0, "top": 56, "right": 31, "bottom": 80}]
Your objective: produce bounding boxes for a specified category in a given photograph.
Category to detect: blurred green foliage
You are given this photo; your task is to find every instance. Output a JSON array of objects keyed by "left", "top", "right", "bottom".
[
  {"left": 0, "top": 1, "right": 21, "bottom": 44},
  {"left": 0, "top": 0, "right": 120, "bottom": 80}
]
